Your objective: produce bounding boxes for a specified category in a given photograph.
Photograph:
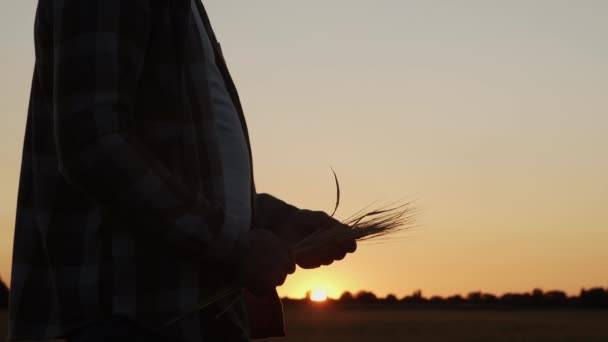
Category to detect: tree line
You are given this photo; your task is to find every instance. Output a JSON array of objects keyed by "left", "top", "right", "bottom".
[
  {"left": 1, "top": 278, "right": 607, "bottom": 310},
  {"left": 282, "top": 287, "right": 608, "bottom": 309}
]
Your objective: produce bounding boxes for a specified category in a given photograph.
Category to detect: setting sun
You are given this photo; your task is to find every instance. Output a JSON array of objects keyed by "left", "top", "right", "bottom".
[{"left": 310, "top": 290, "right": 328, "bottom": 302}]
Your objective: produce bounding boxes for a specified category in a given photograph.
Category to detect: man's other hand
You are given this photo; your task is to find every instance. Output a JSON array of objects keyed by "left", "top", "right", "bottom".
[
  {"left": 236, "top": 230, "right": 296, "bottom": 297},
  {"left": 275, "top": 210, "right": 357, "bottom": 269}
]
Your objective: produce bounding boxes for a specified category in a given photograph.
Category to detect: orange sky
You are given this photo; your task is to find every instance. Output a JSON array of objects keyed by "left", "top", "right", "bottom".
[{"left": 1, "top": 1, "right": 607, "bottom": 299}]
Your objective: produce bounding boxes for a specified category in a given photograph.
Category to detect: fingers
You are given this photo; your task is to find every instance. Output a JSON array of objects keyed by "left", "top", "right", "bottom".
[
  {"left": 282, "top": 249, "right": 297, "bottom": 275},
  {"left": 306, "top": 210, "right": 343, "bottom": 232},
  {"left": 276, "top": 246, "right": 296, "bottom": 283},
  {"left": 243, "top": 229, "right": 298, "bottom": 296},
  {"left": 295, "top": 246, "right": 340, "bottom": 269},
  {"left": 280, "top": 210, "right": 347, "bottom": 247},
  {"left": 286, "top": 260, "right": 296, "bottom": 275},
  {"left": 271, "top": 258, "right": 294, "bottom": 289},
  {"left": 339, "top": 237, "right": 357, "bottom": 254},
  {"left": 295, "top": 252, "right": 323, "bottom": 269},
  {"left": 276, "top": 271, "right": 288, "bottom": 287},
  {"left": 274, "top": 244, "right": 295, "bottom": 283},
  {"left": 317, "top": 211, "right": 342, "bottom": 230},
  {"left": 325, "top": 242, "right": 346, "bottom": 262},
  {"left": 320, "top": 253, "right": 334, "bottom": 266},
  {"left": 332, "top": 245, "right": 347, "bottom": 261},
  {"left": 251, "top": 263, "right": 293, "bottom": 296},
  {"left": 331, "top": 223, "right": 357, "bottom": 254},
  {"left": 290, "top": 218, "right": 358, "bottom": 270}
]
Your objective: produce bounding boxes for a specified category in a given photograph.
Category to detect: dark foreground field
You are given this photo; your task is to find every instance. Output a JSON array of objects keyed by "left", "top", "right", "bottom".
[
  {"left": 3, "top": 309, "right": 608, "bottom": 342},
  {"left": 263, "top": 307, "right": 608, "bottom": 342}
]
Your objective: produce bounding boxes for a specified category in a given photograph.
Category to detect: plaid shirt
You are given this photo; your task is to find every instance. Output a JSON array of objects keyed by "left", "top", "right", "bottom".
[{"left": 9, "top": 1, "right": 298, "bottom": 341}]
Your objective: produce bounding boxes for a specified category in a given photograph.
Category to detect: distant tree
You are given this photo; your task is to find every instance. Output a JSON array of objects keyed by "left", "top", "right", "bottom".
[
  {"left": 354, "top": 291, "right": 378, "bottom": 304},
  {"left": 579, "top": 288, "right": 608, "bottom": 308},
  {"left": 384, "top": 294, "right": 398, "bottom": 304},
  {"left": 429, "top": 296, "right": 444, "bottom": 304},
  {"left": 0, "top": 277, "right": 8, "bottom": 309},
  {"left": 500, "top": 292, "right": 532, "bottom": 307},
  {"left": 401, "top": 289, "right": 426, "bottom": 304},
  {"left": 532, "top": 288, "right": 544, "bottom": 297},
  {"left": 467, "top": 291, "right": 483, "bottom": 304},
  {"left": 544, "top": 290, "right": 568, "bottom": 306},
  {"left": 339, "top": 291, "right": 355, "bottom": 304},
  {"left": 531, "top": 288, "right": 545, "bottom": 306},
  {"left": 481, "top": 293, "right": 498, "bottom": 304},
  {"left": 446, "top": 294, "right": 464, "bottom": 305}
]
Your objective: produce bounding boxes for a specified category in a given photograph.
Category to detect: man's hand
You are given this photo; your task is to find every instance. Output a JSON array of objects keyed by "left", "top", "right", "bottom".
[
  {"left": 274, "top": 210, "right": 357, "bottom": 269},
  {"left": 235, "top": 230, "right": 296, "bottom": 297}
]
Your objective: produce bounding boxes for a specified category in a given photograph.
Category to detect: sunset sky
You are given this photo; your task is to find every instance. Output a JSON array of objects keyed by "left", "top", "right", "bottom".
[{"left": 1, "top": 0, "right": 607, "bottom": 299}]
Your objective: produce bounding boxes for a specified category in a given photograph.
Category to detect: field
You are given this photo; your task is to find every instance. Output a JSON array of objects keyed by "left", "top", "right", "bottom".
[
  {"left": 3, "top": 309, "right": 608, "bottom": 342},
  {"left": 264, "top": 307, "right": 608, "bottom": 342}
]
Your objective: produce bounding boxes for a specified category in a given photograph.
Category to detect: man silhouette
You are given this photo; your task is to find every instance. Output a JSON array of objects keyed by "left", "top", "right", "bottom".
[{"left": 8, "top": 1, "right": 356, "bottom": 341}]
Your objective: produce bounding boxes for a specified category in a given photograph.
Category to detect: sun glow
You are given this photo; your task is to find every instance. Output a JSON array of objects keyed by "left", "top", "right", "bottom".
[{"left": 310, "top": 290, "right": 328, "bottom": 302}]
